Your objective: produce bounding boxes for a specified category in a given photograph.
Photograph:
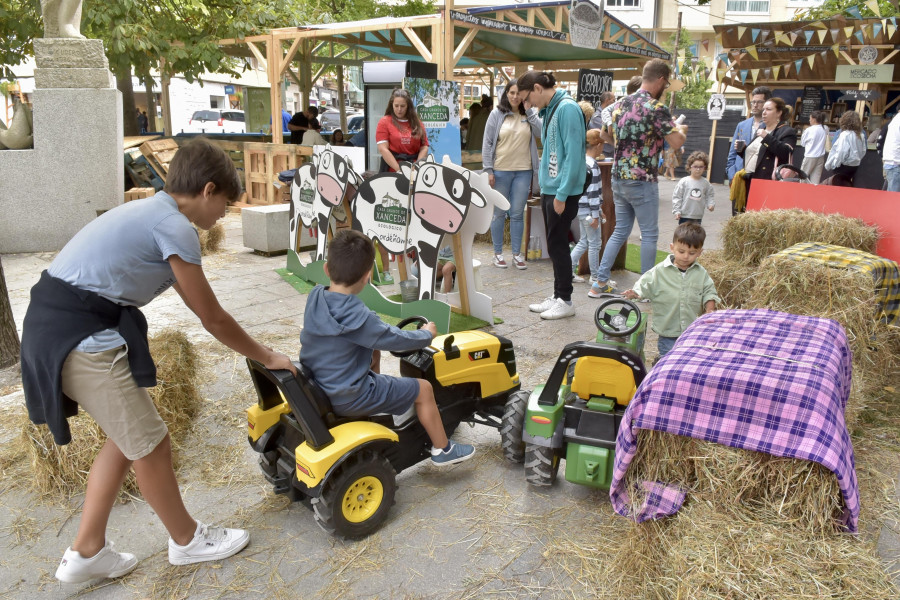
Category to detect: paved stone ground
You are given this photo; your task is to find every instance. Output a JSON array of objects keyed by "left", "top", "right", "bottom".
[{"left": 0, "top": 180, "right": 896, "bottom": 598}]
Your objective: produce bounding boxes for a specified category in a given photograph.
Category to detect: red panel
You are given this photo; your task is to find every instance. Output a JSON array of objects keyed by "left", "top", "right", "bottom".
[{"left": 746, "top": 179, "right": 900, "bottom": 263}]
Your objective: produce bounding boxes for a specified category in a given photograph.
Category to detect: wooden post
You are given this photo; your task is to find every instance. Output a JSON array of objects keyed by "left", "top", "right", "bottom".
[
  {"left": 668, "top": 11, "right": 682, "bottom": 110},
  {"left": 268, "top": 33, "right": 283, "bottom": 144},
  {"left": 160, "top": 56, "right": 172, "bottom": 137},
  {"left": 337, "top": 64, "right": 347, "bottom": 131}
]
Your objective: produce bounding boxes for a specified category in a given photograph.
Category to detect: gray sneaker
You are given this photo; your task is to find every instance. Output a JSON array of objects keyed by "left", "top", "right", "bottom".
[
  {"left": 168, "top": 522, "right": 250, "bottom": 566},
  {"left": 431, "top": 440, "right": 476, "bottom": 466},
  {"left": 529, "top": 296, "right": 556, "bottom": 313}
]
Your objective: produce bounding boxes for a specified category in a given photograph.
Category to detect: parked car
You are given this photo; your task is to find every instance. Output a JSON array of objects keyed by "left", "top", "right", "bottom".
[
  {"left": 184, "top": 109, "right": 246, "bottom": 134},
  {"left": 347, "top": 115, "right": 364, "bottom": 134},
  {"left": 319, "top": 108, "right": 362, "bottom": 132}
]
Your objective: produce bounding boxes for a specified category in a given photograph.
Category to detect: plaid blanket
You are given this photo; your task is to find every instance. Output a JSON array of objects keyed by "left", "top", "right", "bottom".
[
  {"left": 610, "top": 309, "right": 859, "bottom": 532},
  {"left": 773, "top": 242, "right": 900, "bottom": 326}
]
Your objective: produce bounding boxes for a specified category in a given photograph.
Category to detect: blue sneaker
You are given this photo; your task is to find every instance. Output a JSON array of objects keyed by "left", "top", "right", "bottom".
[{"left": 431, "top": 440, "right": 475, "bottom": 466}]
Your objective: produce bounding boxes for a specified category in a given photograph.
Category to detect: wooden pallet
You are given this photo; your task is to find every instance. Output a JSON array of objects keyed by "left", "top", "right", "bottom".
[
  {"left": 244, "top": 143, "right": 311, "bottom": 205},
  {"left": 124, "top": 187, "right": 156, "bottom": 202},
  {"left": 139, "top": 138, "right": 179, "bottom": 182}
]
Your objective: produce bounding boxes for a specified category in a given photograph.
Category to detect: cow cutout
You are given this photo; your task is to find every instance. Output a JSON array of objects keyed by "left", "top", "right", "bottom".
[{"left": 289, "top": 144, "right": 362, "bottom": 260}]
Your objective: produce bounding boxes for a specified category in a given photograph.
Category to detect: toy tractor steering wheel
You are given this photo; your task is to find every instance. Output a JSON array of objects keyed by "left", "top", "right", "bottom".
[
  {"left": 594, "top": 298, "right": 642, "bottom": 337},
  {"left": 390, "top": 316, "right": 430, "bottom": 357}
]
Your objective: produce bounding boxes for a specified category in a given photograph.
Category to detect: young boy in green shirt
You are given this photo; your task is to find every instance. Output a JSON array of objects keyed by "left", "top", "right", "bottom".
[{"left": 623, "top": 222, "right": 720, "bottom": 359}]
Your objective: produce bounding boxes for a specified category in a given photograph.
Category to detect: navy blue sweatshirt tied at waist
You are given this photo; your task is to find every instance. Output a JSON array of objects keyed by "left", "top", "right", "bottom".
[{"left": 20, "top": 271, "right": 157, "bottom": 445}]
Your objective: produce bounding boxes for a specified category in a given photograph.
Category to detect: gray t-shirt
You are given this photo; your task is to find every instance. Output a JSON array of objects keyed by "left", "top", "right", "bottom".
[
  {"left": 48, "top": 191, "right": 202, "bottom": 351},
  {"left": 671, "top": 176, "right": 715, "bottom": 220}
]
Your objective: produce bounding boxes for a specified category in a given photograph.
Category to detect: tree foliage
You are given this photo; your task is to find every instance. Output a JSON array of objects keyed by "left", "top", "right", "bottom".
[
  {"left": 662, "top": 27, "right": 712, "bottom": 110},
  {"left": 794, "top": 0, "right": 898, "bottom": 20}
]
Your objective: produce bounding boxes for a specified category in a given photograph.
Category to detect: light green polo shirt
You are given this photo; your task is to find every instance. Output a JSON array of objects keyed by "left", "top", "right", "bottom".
[{"left": 632, "top": 256, "right": 720, "bottom": 338}]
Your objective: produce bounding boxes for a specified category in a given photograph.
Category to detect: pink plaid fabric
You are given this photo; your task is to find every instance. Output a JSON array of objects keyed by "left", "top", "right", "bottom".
[{"left": 610, "top": 309, "right": 859, "bottom": 532}]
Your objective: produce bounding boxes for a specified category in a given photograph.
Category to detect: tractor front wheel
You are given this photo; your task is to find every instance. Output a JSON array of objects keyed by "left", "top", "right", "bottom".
[
  {"left": 524, "top": 443, "right": 560, "bottom": 487},
  {"left": 500, "top": 391, "right": 528, "bottom": 463},
  {"left": 312, "top": 450, "right": 397, "bottom": 538}
]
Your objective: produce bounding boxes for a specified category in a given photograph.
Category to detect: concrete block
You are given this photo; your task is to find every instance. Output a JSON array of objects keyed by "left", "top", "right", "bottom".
[
  {"left": 34, "top": 67, "right": 115, "bottom": 89},
  {"left": 242, "top": 204, "right": 290, "bottom": 254},
  {"left": 34, "top": 38, "right": 109, "bottom": 69}
]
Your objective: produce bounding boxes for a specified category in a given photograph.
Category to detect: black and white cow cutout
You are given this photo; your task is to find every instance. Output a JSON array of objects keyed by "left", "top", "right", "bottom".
[
  {"left": 289, "top": 145, "right": 361, "bottom": 260},
  {"left": 351, "top": 155, "right": 488, "bottom": 301}
]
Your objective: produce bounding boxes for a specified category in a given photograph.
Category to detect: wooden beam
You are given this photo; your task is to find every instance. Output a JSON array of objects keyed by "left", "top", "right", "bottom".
[
  {"left": 453, "top": 28, "right": 479, "bottom": 67},
  {"left": 403, "top": 26, "right": 432, "bottom": 62},
  {"left": 879, "top": 48, "right": 900, "bottom": 64},
  {"left": 499, "top": 10, "right": 528, "bottom": 27},
  {"left": 534, "top": 8, "right": 555, "bottom": 30},
  {"left": 279, "top": 36, "right": 303, "bottom": 77},
  {"left": 247, "top": 41, "right": 267, "bottom": 71},
  {"left": 268, "top": 34, "right": 283, "bottom": 144}
]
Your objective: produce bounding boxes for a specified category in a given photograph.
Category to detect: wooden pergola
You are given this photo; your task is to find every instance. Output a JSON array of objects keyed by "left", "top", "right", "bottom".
[
  {"left": 200, "top": 0, "right": 669, "bottom": 143},
  {"left": 713, "top": 15, "right": 900, "bottom": 118}
]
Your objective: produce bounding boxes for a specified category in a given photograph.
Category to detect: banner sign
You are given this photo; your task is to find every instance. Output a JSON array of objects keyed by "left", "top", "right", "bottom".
[
  {"left": 835, "top": 64, "right": 894, "bottom": 83},
  {"left": 707, "top": 94, "right": 726, "bottom": 120},
  {"left": 576, "top": 69, "right": 614, "bottom": 110},
  {"left": 839, "top": 89, "right": 882, "bottom": 101},
  {"left": 601, "top": 40, "right": 670, "bottom": 60},
  {"left": 450, "top": 10, "right": 567, "bottom": 41},
  {"left": 799, "top": 86, "right": 824, "bottom": 123},
  {"left": 405, "top": 78, "right": 461, "bottom": 165},
  {"left": 569, "top": 0, "right": 604, "bottom": 49}
]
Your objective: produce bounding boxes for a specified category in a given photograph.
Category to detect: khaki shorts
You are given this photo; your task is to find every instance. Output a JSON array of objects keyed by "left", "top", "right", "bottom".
[{"left": 61, "top": 346, "right": 168, "bottom": 460}]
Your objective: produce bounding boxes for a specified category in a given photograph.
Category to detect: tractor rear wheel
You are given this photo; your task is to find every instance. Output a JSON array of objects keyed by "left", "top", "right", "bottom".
[
  {"left": 312, "top": 450, "right": 397, "bottom": 538},
  {"left": 524, "top": 443, "right": 560, "bottom": 487},
  {"left": 500, "top": 391, "right": 528, "bottom": 463}
]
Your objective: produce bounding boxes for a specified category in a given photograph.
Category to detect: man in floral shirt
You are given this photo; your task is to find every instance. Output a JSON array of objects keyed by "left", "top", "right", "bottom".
[{"left": 590, "top": 59, "right": 688, "bottom": 297}]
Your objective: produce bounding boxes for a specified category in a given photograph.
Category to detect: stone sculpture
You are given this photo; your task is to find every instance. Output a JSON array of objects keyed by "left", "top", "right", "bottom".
[
  {"left": 41, "top": 0, "right": 84, "bottom": 39},
  {"left": 0, "top": 101, "right": 34, "bottom": 150}
]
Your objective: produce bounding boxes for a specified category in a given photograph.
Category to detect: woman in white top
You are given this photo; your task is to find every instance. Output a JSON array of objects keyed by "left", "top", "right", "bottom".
[
  {"left": 800, "top": 110, "right": 828, "bottom": 184},
  {"left": 481, "top": 78, "right": 542, "bottom": 270},
  {"left": 825, "top": 111, "right": 868, "bottom": 187}
]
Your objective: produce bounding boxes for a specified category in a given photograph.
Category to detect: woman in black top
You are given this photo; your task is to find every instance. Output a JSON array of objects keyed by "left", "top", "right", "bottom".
[{"left": 737, "top": 97, "right": 797, "bottom": 206}]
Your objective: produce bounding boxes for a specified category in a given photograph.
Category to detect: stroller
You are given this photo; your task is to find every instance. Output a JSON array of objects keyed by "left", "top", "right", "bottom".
[{"left": 773, "top": 163, "right": 811, "bottom": 184}]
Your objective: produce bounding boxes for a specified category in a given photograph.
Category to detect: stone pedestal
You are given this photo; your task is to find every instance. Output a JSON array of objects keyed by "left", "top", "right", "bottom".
[
  {"left": 0, "top": 38, "right": 122, "bottom": 252},
  {"left": 242, "top": 205, "right": 290, "bottom": 254}
]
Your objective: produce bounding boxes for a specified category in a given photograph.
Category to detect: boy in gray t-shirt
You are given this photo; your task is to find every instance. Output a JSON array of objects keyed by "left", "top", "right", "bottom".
[
  {"left": 21, "top": 139, "right": 295, "bottom": 584},
  {"left": 672, "top": 150, "right": 715, "bottom": 224}
]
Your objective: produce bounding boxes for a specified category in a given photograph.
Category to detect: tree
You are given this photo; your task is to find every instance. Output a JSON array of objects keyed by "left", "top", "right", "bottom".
[
  {"left": 663, "top": 27, "right": 713, "bottom": 110},
  {"left": 0, "top": 257, "right": 19, "bottom": 369},
  {"left": 794, "top": 0, "right": 898, "bottom": 19}
]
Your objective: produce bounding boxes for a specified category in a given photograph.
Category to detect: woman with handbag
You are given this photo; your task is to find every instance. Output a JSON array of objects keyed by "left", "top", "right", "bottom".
[
  {"left": 824, "top": 111, "right": 867, "bottom": 187},
  {"left": 800, "top": 110, "right": 828, "bottom": 184},
  {"left": 481, "top": 77, "right": 542, "bottom": 270},
  {"left": 736, "top": 97, "right": 797, "bottom": 212}
]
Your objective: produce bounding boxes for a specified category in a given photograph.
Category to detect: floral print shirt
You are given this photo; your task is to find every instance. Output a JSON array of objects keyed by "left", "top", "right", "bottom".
[{"left": 611, "top": 89, "right": 676, "bottom": 182}]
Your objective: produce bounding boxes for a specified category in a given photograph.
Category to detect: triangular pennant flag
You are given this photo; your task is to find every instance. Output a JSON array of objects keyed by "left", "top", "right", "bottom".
[
  {"left": 759, "top": 30, "right": 769, "bottom": 41},
  {"left": 866, "top": 0, "right": 881, "bottom": 18},
  {"left": 716, "top": 33, "right": 723, "bottom": 47},
  {"left": 737, "top": 26, "right": 746, "bottom": 40},
  {"left": 752, "top": 28, "right": 760, "bottom": 42},
  {"left": 739, "top": 69, "right": 748, "bottom": 84},
  {"left": 702, "top": 39, "right": 710, "bottom": 51},
  {"left": 812, "top": 21, "right": 827, "bottom": 30},
  {"left": 763, "top": 67, "right": 771, "bottom": 79},
  {"left": 717, "top": 68, "right": 727, "bottom": 81},
  {"left": 832, "top": 43, "right": 841, "bottom": 57},
  {"left": 750, "top": 69, "right": 759, "bottom": 84},
  {"left": 804, "top": 30, "right": 814, "bottom": 44},
  {"left": 795, "top": 58, "right": 804, "bottom": 73},
  {"left": 807, "top": 54, "right": 816, "bottom": 69},
  {"left": 855, "top": 30, "right": 866, "bottom": 44},
  {"left": 773, "top": 65, "right": 781, "bottom": 79},
  {"left": 774, "top": 31, "right": 784, "bottom": 44},
  {"left": 817, "top": 29, "right": 828, "bottom": 43},
  {"left": 889, "top": 23, "right": 897, "bottom": 38},
  {"left": 789, "top": 32, "right": 798, "bottom": 46},
  {"left": 781, "top": 62, "right": 790, "bottom": 77},
  {"left": 844, "top": 26, "right": 855, "bottom": 39},
  {"left": 873, "top": 22, "right": 883, "bottom": 38},
  {"left": 846, "top": 5, "right": 862, "bottom": 19},
  {"left": 746, "top": 45, "right": 758, "bottom": 60},
  {"left": 893, "top": 17, "right": 898, "bottom": 27},
  {"left": 831, "top": 28, "right": 840, "bottom": 40}
]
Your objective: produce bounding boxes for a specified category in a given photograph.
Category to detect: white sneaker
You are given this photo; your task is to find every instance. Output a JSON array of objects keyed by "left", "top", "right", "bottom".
[
  {"left": 540, "top": 298, "right": 576, "bottom": 320},
  {"left": 55, "top": 541, "right": 137, "bottom": 583},
  {"left": 168, "top": 522, "right": 250, "bottom": 566},
  {"left": 492, "top": 254, "right": 508, "bottom": 268},
  {"left": 512, "top": 254, "right": 527, "bottom": 270},
  {"left": 572, "top": 273, "right": 585, "bottom": 283},
  {"left": 529, "top": 296, "right": 556, "bottom": 313}
]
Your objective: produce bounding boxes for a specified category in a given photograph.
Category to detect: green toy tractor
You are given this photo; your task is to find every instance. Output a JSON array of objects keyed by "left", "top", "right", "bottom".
[{"left": 500, "top": 298, "right": 648, "bottom": 488}]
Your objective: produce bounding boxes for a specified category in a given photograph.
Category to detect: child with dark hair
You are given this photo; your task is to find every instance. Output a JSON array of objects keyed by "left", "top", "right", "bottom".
[
  {"left": 21, "top": 137, "right": 295, "bottom": 584},
  {"left": 623, "top": 222, "right": 719, "bottom": 359},
  {"left": 299, "top": 230, "right": 475, "bottom": 466},
  {"left": 672, "top": 150, "right": 715, "bottom": 224}
]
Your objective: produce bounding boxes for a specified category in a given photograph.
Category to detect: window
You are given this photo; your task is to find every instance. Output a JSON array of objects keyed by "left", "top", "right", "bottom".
[
  {"left": 725, "top": 0, "right": 769, "bottom": 12},
  {"left": 607, "top": 0, "right": 640, "bottom": 6}
]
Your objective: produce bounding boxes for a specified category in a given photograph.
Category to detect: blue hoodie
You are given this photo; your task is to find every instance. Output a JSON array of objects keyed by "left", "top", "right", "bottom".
[
  {"left": 299, "top": 285, "right": 432, "bottom": 406},
  {"left": 539, "top": 89, "right": 587, "bottom": 201}
]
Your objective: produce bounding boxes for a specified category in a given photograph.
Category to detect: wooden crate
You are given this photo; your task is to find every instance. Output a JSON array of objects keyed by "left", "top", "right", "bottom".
[
  {"left": 139, "top": 138, "right": 180, "bottom": 182},
  {"left": 244, "top": 143, "right": 312, "bottom": 205},
  {"left": 124, "top": 187, "right": 156, "bottom": 202}
]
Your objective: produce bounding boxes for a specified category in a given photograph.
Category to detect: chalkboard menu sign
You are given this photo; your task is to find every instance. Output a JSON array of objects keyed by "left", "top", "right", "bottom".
[
  {"left": 576, "top": 68, "right": 614, "bottom": 111},
  {"left": 799, "top": 85, "right": 823, "bottom": 124}
]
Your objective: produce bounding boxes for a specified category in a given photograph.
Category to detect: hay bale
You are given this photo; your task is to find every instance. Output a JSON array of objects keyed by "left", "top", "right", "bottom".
[
  {"left": 24, "top": 330, "right": 201, "bottom": 499},
  {"left": 721, "top": 209, "right": 879, "bottom": 265},
  {"left": 198, "top": 222, "right": 225, "bottom": 255},
  {"left": 700, "top": 250, "right": 757, "bottom": 308}
]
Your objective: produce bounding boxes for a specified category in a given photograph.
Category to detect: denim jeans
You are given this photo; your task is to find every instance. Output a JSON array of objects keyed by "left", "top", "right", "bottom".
[
  {"left": 490, "top": 169, "right": 532, "bottom": 255},
  {"left": 570, "top": 217, "right": 602, "bottom": 280},
  {"left": 658, "top": 336, "right": 678, "bottom": 358},
  {"left": 885, "top": 164, "right": 900, "bottom": 192},
  {"left": 597, "top": 179, "right": 660, "bottom": 282}
]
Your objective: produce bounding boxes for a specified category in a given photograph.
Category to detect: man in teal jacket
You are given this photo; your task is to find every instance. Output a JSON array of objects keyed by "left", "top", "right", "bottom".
[{"left": 517, "top": 71, "right": 586, "bottom": 320}]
